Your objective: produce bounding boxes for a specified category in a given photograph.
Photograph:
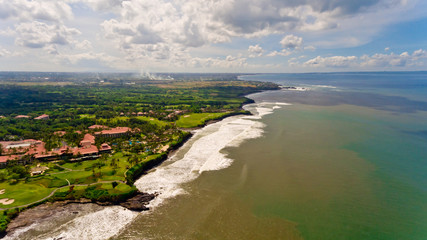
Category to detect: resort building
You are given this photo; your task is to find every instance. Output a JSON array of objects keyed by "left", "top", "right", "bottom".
[
  {"left": 88, "top": 124, "right": 109, "bottom": 130},
  {"left": 14, "top": 115, "right": 30, "bottom": 119},
  {"left": 80, "top": 133, "right": 96, "bottom": 147},
  {"left": 96, "top": 127, "right": 131, "bottom": 138},
  {"left": 34, "top": 114, "right": 49, "bottom": 120}
]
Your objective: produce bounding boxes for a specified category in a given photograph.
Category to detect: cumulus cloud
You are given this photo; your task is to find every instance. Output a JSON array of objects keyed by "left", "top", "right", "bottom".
[
  {"left": 0, "top": 0, "right": 423, "bottom": 71},
  {"left": 248, "top": 44, "right": 264, "bottom": 57},
  {"left": 280, "top": 34, "right": 303, "bottom": 49},
  {"left": 0, "top": 48, "right": 11, "bottom": 57},
  {"left": 361, "top": 49, "right": 427, "bottom": 67},
  {"left": 304, "top": 45, "right": 316, "bottom": 51},
  {"left": 266, "top": 49, "right": 292, "bottom": 57},
  {"left": 266, "top": 34, "right": 313, "bottom": 57},
  {"left": 0, "top": 0, "right": 72, "bottom": 22},
  {"left": 69, "top": 0, "right": 124, "bottom": 11},
  {"left": 297, "top": 49, "right": 427, "bottom": 69},
  {"left": 189, "top": 55, "right": 247, "bottom": 69},
  {"left": 14, "top": 21, "right": 80, "bottom": 49},
  {"left": 304, "top": 55, "right": 358, "bottom": 67},
  {"left": 97, "top": 0, "right": 403, "bottom": 64}
]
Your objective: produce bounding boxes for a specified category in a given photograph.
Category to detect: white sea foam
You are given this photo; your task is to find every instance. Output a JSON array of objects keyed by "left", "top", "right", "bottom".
[
  {"left": 4, "top": 206, "right": 138, "bottom": 240},
  {"left": 5, "top": 101, "right": 288, "bottom": 240},
  {"left": 134, "top": 102, "right": 286, "bottom": 209},
  {"left": 44, "top": 207, "right": 137, "bottom": 240},
  {"left": 3, "top": 223, "right": 38, "bottom": 240},
  {"left": 313, "top": 85, "right": 337, "bottom": 89},
  {"left": 134, "top": 116, "right": 264, "bottom": 209}
]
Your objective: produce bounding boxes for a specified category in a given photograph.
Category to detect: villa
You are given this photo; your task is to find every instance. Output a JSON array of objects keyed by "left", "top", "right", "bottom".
[{"left": 34, "top": 114, "right": 49, "bottom": 120}]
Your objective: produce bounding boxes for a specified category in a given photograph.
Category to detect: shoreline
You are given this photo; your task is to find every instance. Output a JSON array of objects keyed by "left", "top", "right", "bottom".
[
  {"left": 2, "top": 89, "right": 279, "bottom": 238},
  {"left": 2, "top": 111, "right": 251, "bottom": 237}
]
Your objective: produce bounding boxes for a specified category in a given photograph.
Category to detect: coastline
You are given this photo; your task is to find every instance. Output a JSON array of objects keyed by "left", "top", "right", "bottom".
[{"left": 2, "top": 88, "right": 282, "bottom": 238}]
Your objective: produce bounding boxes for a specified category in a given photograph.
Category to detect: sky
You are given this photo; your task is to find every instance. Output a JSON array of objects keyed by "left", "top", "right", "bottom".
[{"left": 0, "top": 0, "right": 427, "bottom": 73}]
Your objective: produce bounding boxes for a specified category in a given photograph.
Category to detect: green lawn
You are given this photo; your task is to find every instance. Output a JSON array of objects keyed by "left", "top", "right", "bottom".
[
  {"left": 79, "top": 114, "right": 96, "bottom": 119},
  {"left": 0, "top": 150, "right": 160, "bottom": 209},
  {"left": 98, "top": 116, "right": 170, "bottom": 128},
  {"left": 175, "top": 112, "right": 230, "bottom": 128},
  {"left": 0, "top": 182, "right": 52, "bottom": 208}
]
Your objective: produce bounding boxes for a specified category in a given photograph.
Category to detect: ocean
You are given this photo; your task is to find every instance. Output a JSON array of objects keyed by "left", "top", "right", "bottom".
[{"left": 5, "top": 72, "right": 427, "bottom": 240}]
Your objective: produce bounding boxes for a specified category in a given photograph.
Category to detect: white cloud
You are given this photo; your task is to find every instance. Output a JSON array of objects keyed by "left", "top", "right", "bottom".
[
  {"left": 266, "top": 49, "right": 292, "bottom": 57},
  {"left": 69, "top": 0, "right": 124, "bottom": 11},
  {"left": 296, "top": 49, "right": 427, "bottom": 69},
  {"left": 0, "top": 48, "right": 11, "bottom": 57},
  {"left": 304, "top": 45, "right": 316, "bottom": 51},
  {"left": 96, "top": 0, "right": 408, "bottom": 66},
  {"left": 0, "top": 0, "right": 72, "bottom": 22},
  {"left": 280, "top": 34, "right": 303, "bottom": 49},
  {"left": 0, "top": 0, "right": 425, "bottom": 72},
  {"left": 14, "top": 21, "right": 81, "bottom": 50},
  {"left": 189, "top": 56, "right": 248, "bottom": 69},
  {"left": 361, "top": 49, "right": 427, "bottom": 67},
  {"left": 304, "top": 55, "right": 358, "bottom": 67},
  {"left": 248, "top": 44, "right": 264, "bottom": 57},
  {"left": 266, "top": 34, "right": 313, "bottom": 57}
]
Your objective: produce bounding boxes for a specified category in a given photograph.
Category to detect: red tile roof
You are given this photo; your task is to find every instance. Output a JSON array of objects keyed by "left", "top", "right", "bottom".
[
  {"left": 81, "top": 133, "right": 96, "bottom": 145},
  {"left": 54, "top": 131, "right": 67, "bottom": 136},
  {"left": 100, "top": 143, "right": 112, "bottom": 151},
  {"left": 0, "top": 155, "right": 21, "bottom": 163},
  {"left": 73, "top": 145, "right": 99, "bottom": 155},
  {"left": 34, "top": 114, "right": 49, "bottom": 120},
  {"left": 15, "top": 115, "right": 30, "bottom": 119},
  {"left": 98, "top": 127, "right": 131, "bottom": 135},
  {"left": 88, "top": 125, "right": 109, "bottom": 129}
]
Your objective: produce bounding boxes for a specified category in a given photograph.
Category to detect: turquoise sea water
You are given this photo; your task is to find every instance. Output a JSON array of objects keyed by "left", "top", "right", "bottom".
[
  {"left": 8, "top": 72, "right": 427, "bottom": 240},
  {"left": 238, "top": 72, "right": 427, "bottom": 239}
]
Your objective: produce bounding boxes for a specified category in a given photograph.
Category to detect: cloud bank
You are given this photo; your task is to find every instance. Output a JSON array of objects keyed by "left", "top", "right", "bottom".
[{"left": 0, "top": 0, "right": 425, "bottom": 72}]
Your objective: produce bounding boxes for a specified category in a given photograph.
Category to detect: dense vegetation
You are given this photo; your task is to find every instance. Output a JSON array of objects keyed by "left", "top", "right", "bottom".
[
  {"left": 0, "top": 80, "right": 277, "bottom": 140},
  {"left": 0, "top": 77, "right": 279, "bottom": 234}
]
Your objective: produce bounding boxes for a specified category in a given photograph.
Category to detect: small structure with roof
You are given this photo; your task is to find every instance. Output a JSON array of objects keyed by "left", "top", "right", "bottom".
[
  {"left": 96, "top": 127, "right": 131, "bottom": 138},
  {"left": 15, "top": 115, "right": 30, "bottom": 119},
  {"left": 34, "top": 114, "right": 49, "bottom": 120},
  {"left": 88, "top": 125, "right": 109, "bottom": 130}
]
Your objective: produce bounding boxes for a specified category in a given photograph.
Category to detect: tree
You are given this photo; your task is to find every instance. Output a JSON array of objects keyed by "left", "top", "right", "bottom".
[{"left": 0, "top": 144, "right": 3, "bottom": 155}]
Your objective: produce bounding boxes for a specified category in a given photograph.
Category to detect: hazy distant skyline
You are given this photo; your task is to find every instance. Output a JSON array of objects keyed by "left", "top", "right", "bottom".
[{"left": 0, "top": 0, "right": 427, "bottom": 73}]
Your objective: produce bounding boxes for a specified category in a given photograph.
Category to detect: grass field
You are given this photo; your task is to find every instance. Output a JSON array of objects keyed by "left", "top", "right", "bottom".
[
  {"left": 0, "top": 182, "right": 52, "bottom": 208},
  {"left": 98, "top": 116, "right": 170, "bottom": 128},
  {"left": 175, "top": 112, "right": 230, "bottom": 128},
  {"left": 0, "top": 151, "right": 144, "bottom": 209}
]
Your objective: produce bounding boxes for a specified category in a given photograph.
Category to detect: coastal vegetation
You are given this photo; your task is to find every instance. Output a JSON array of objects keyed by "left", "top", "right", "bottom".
[{"left": 0, "top": 76, "right": 279, "bottom": 234}]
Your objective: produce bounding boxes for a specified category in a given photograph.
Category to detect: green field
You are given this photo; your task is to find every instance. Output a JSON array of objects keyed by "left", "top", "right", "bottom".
[
  {"left": 98, "top": 116, "right": 170, "bottom": 128},
  {"left": 176, "top": 112, "right": 230, "bottom": 128},
  {"left": 0, "top": 152, "right": 143, "bottom": 210},
  {"left": 0, "top": 78, "right": 279, "bottom": 233},
  {"left": 0, "top": 182, "right": 52, "bottom": 208}
]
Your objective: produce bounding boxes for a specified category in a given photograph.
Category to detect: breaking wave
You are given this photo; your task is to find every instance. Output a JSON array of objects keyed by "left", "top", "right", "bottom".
[
  {"left": 134, "top": 102, "right": 289, "bottom": 209},
  {"left": 5, "top": 101, "right": 289, "bottom": 240},
  {"left": 4, "top": 206, "right": 138, "bottom": 240}
]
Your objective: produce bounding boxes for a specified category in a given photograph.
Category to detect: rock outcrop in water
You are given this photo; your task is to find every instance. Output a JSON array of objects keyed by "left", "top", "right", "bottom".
[
  {"left": 120, "top": 192, "right": 156, "bottom": 211},
  {"left": 4, "top": 191, "right": 156, "bottom": 237}
]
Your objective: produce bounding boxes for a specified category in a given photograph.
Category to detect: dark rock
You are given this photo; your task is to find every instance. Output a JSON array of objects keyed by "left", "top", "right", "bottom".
[{"left": 119, "top": 192, "right": 156, "bottom": 211}]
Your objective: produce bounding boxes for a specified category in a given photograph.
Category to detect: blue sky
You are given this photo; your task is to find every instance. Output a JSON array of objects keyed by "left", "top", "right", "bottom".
[{"left": 0, "top": 0, "right": 426, "bottom": 73}]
